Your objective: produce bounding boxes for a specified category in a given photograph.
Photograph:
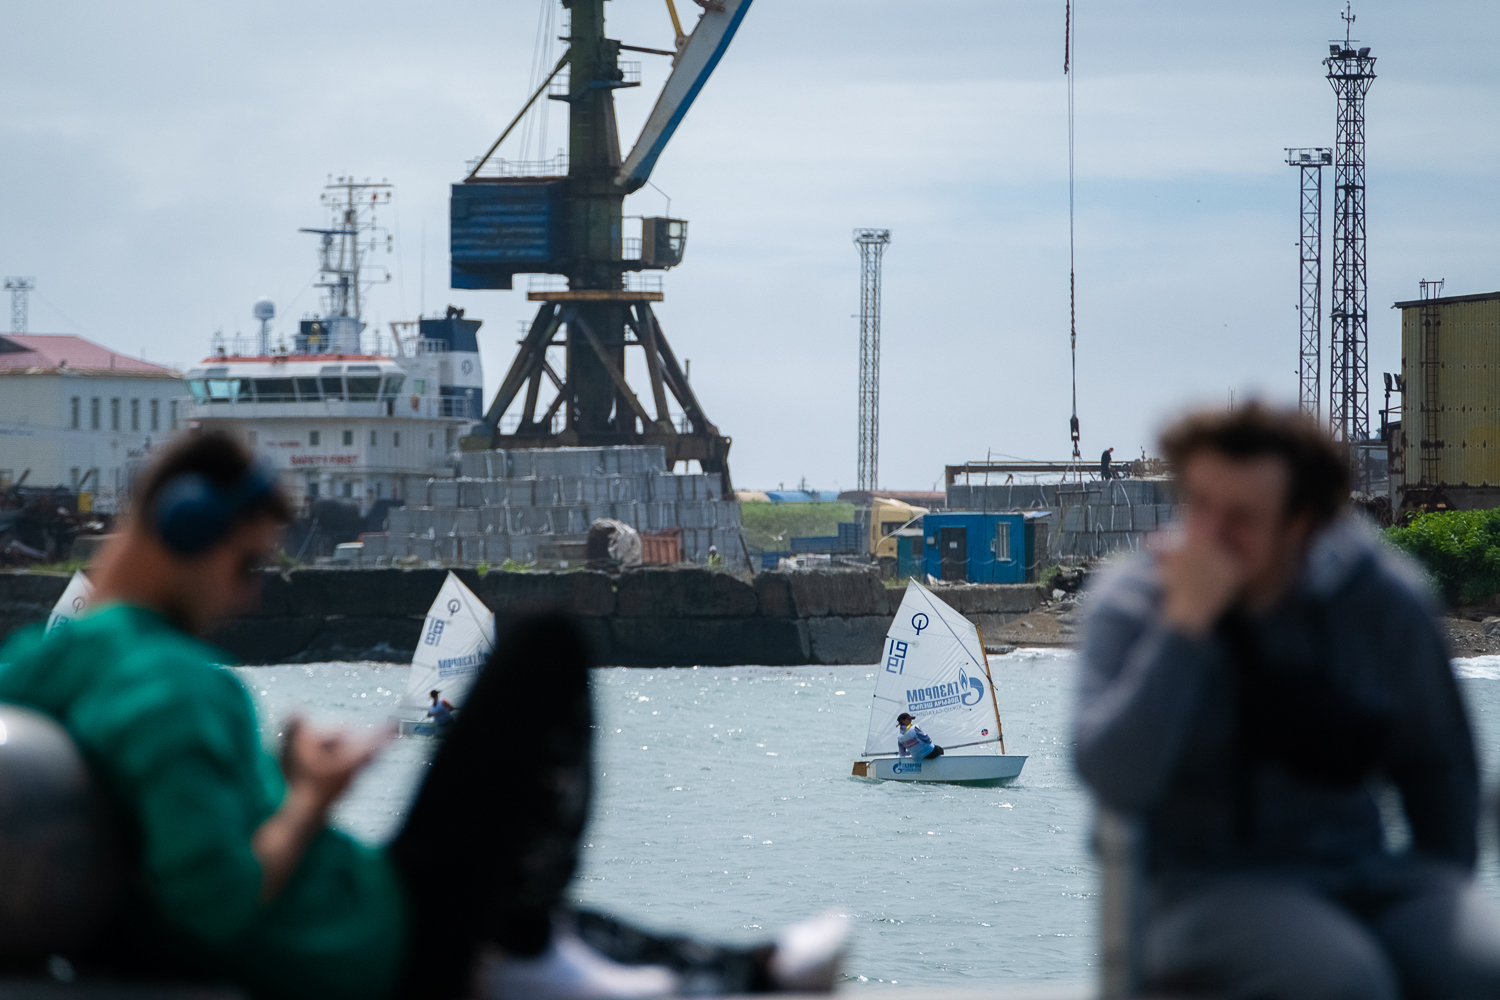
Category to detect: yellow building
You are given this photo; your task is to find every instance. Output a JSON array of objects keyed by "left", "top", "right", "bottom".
[{"left": 1395, "top": 289, "right": 1500, "bottom": 509}]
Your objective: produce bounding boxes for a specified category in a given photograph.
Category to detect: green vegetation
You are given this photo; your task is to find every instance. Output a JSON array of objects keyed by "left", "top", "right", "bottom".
[
  {"left": 739, "top": 501, "right": 857, "bottom": 553},
  {"left": 1386, "top": 508, "right": 1500, "bottom": 605}
]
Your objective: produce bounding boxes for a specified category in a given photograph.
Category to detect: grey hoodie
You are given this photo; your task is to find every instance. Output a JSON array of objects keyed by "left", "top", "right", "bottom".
[{"left": 1074, "top": 518, "right": 1478, "bottom": 879}]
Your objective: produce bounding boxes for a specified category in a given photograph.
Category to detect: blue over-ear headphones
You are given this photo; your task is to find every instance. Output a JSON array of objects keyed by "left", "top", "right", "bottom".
[{"left": 152, "top": 460, "right": 279, "bottom": 557}]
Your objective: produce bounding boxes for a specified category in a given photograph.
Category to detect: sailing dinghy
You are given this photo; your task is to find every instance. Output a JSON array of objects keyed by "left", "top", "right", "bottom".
[
  {"left": 45, "top": 571, "right": 94, "bottom": 634},
  {"left": 852, "top": 579, "right": 1026, "bottom": 786},
  {"left": 392, "top": 572, "right": 496, "bottom": 736}
]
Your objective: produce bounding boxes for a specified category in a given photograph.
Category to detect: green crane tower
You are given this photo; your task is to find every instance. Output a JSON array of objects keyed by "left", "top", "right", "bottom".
[{"left": 452, "top": 0, "right": 752, "bottom": 493}]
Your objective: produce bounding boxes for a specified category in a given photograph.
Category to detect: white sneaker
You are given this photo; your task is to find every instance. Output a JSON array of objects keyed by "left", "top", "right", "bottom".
[
  {"left": 479, "top": 927, "right": 679, "bottom": 1000},
  {"left": 768, "top": 911, "right": 848, "bottom": 992}
]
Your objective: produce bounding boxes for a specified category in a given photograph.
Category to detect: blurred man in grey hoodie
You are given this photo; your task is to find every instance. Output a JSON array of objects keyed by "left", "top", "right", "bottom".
[{"left": 1075, "top": 404, "right": 1500, "bottom": 1000}]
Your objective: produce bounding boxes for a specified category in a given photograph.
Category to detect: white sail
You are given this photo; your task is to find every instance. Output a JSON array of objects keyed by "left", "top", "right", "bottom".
[
  {"left": 45, "top": 571, "right": 94, "bottom": 634},
  {"left": 402, "top": 572, "right": 496, "bottom": 709},
  {"left": 863, "top": 579, "right": 1000, "bottom": 757}
]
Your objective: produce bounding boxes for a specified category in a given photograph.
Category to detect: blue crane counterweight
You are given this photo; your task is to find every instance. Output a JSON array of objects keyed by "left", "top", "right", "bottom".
[{"left": 451, "top": 0, "right": 752, "bottom": 493}]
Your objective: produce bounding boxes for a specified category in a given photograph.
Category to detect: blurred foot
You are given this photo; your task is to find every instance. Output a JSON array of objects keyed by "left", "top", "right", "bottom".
[
  {"left": 480, "top": 927, "right": 679, "bottom": 1000},
  {"left": 768, "top": 912, "right": 848, "bottom": 992}
]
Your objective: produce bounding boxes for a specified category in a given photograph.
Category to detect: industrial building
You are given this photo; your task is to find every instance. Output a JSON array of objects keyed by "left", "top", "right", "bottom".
[
  {"left": 1391, "top": 288, "right": 1500, "bottom": 510},
  {"left": 0, "top": 334, "right": 183, "bottom": 510}
]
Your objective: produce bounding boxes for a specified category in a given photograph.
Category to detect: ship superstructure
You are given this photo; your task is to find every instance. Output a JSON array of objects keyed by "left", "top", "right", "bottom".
[{"left": 183, "top": 180, "right": 480, "bottom": 512}]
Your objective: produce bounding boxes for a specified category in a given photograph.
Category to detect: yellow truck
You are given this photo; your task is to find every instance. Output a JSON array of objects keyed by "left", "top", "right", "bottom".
[{"left": 870, "top": 496, "right": 928, "bottom": 573}]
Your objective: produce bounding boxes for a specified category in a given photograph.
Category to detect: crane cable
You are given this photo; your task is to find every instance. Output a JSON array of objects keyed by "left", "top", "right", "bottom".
[{"left": 1065, "top": 0, "right": 1080, "bottom": 464}]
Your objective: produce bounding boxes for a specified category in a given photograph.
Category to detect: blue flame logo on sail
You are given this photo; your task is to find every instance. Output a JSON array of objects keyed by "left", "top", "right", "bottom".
[
  {"left": 960, "top": 668, "right": 984, "bottom": 706},
  {"left": 905, "top": 667, "right": 986, "bottom": 713}
]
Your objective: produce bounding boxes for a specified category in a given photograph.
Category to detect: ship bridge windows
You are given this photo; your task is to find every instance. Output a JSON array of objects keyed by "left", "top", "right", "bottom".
[
  {"left": 320, "top": 376, "right": 345, "bottom": 401},
  {"left": 346, "top": 376, "right": 380, "bottom": 401},
  {"left": 295, "top": 377, "right": 321, "bottom": 399},
  {"left": 197, "top": 378, "right": 250, "bottom": 403},
  {"left": 381, "top": 374, "right": 405, "bottom": 396},
  {"left": 254, "top": 378, "right": 296, "bottom": 402}
]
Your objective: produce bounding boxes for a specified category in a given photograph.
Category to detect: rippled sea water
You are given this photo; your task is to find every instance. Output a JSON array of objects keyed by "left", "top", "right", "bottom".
[{"left": 233, "top": 651, "right": 1500, "bottom": 990}]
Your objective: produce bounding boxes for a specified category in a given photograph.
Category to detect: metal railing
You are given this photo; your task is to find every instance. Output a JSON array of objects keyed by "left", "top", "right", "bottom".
[{"left": 464, "top": 153, "right": 568, "bottom": 179}]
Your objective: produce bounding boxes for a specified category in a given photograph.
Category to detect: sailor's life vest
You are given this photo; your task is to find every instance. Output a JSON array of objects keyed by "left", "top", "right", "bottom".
[{"left": 897, "top": 724, "right": 934, "bottom": 759}]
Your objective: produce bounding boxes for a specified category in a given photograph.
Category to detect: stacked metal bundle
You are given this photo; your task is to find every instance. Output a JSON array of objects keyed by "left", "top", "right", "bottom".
[{"left": 362, "top": 446, "right": 743, "bottom": 568}]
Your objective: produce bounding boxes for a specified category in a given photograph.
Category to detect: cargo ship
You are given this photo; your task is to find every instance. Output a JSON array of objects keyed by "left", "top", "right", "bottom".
[{"left": 182, "top": 179, "right": 479, "bottom": 514}]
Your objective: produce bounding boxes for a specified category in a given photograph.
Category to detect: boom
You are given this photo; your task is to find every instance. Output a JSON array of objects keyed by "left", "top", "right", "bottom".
[{"left": 616, "top": 0, "right": 754, "bottom": 193}]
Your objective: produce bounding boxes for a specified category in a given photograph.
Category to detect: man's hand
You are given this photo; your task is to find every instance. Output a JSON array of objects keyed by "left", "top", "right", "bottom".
[
  {"left": 253, "top": 717, "right": 392, "bottom": 902},
  {"left": 281, "top": 717, "right": 389, "bottom": 814},
  {"left": 1153, "top": 531, "right": 1245, "bottom": 639}
]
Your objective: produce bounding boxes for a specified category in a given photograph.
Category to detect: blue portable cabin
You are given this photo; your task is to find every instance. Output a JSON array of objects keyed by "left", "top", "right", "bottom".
[{"left": 921, "top": 510, "right": 1051, "bottom": 584}]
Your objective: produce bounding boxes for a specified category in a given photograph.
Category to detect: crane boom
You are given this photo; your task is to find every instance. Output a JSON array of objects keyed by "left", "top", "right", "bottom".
[{"left": 615, "top": 0, "right": 753, "bottom": 193}]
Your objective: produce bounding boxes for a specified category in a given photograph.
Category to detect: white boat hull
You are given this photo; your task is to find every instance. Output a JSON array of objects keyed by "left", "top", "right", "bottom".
[
  {"left": 864, "top": 755, "right": 1026, "bottom": 786},
  {"left": 391, "top": 716, "right": 445, "bottom": 737}
]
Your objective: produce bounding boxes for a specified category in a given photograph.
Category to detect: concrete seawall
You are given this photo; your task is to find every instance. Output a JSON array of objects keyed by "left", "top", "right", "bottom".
[{"left": 0, "top": 568, "right": 1043, "bottom": 667}]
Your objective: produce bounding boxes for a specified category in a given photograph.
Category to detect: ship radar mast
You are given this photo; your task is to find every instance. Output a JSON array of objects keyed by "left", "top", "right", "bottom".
[{"left": 296, "top": 176, "right": 395, "bottom": 353}]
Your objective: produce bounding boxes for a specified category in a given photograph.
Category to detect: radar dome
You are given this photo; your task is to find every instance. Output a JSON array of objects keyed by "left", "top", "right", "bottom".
[{"left": 252, "top": 298, "right": 275, "bottom": 321}]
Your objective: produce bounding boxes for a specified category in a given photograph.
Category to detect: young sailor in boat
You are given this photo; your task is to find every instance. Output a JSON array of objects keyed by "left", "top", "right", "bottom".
[
  {"left": 896, "top": 713, "right": 944, "bottom": 760},
  {"left": 426, "top": 689, "right": 455, "bottom": 728},
  {"left": 0, "top": 434, "right": 845, "bottom": 1000}
]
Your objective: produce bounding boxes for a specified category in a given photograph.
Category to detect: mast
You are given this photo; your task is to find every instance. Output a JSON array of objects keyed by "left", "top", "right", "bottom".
[{"left": 975, "top": 625, "right": 1006, "bottom": 754}]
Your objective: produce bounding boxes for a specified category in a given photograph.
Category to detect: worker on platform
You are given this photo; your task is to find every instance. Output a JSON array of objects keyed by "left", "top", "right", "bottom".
[
  {"left": 895, "top": 712, "right": 944, "bottom": 760},
  {"left": 1100, "top": 446, "right": 1115, "bottom": 480},
  {"left": 0, "top": 434, "right": 847, "bottom": 1000},
  {"left": 1074, "top": 403, "right": 1500, "bottom": 999},
  {"left": 707, "top": 545, "right": 723, "bottom": 567}
]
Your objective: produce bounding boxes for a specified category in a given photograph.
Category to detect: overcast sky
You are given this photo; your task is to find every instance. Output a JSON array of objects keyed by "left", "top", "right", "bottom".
[{"left": 3, "top": 1, "right": 1497, "bottom": 490}]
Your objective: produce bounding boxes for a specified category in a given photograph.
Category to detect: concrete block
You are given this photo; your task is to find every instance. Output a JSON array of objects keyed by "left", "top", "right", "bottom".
[
  {"left": 754, "top": 573, "right": 794, "bottom": 617},
  {"left": 615, "top": 566, "right": 758, "bottom": 618},
  {"left": 298, "top": 616, "right": 425, "bottom": 664},
  {"left": 207, "top": 616, "right": 330, "bottom": 665},
  {"left": 808, "top": 616, "right": 890, "bottom": 664},
  {"left": 459, "top": 480, "right": 487, "bottom": 507},
  {"left": 938, "top": 584, "right": 1045, "bottom": 616},
  {"left": 476, "top": 570, "right": 616, "bottom": 617},
  {"left": 0, "top": 572, "right": 74, "bottom": 618},
  {"left": 606, "top": 617, "right": 809, "bottom": 666},
  {"left": 508, "top": 535, "right": 541, "bottom": 564},
  {"left": 278, "top": 568, "right": 448, "bottom": 618},
  {"left": 429, "top": 480, "right": 461, "bottom": 508},
  {"left": 460, "top": 536, "right": 486, "bottom": 564},
  {"left": 783, "top": 567, "right": 887, "bottom": 617}
]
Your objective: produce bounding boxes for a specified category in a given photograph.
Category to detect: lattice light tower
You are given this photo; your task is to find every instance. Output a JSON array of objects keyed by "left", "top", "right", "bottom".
[
  {"left": 854, "top": 229, "right": 890, "bottom": 492},
  {"left": 1286, "top": 149, "right": 1331, "bottom": 419},
  {"left": 1325, "top": 11, "right": 1376, "bottom": 450},
  {"left": 4, "top": 277, "right": 34, "bottom": 334}
]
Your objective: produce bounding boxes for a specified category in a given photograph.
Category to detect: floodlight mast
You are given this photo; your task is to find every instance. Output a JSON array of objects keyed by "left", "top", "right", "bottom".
[
  {"left": 854, "top": 229, "right": 891, "bottom": 493},
  {"left": 1286, "top": 148, "right": 1331, "bottom": 420}
]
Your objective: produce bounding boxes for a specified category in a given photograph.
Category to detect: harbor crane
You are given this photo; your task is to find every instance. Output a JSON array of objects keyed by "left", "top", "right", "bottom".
[{"left": 452, "top": 0, "right": 752, "bottom": 491}]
